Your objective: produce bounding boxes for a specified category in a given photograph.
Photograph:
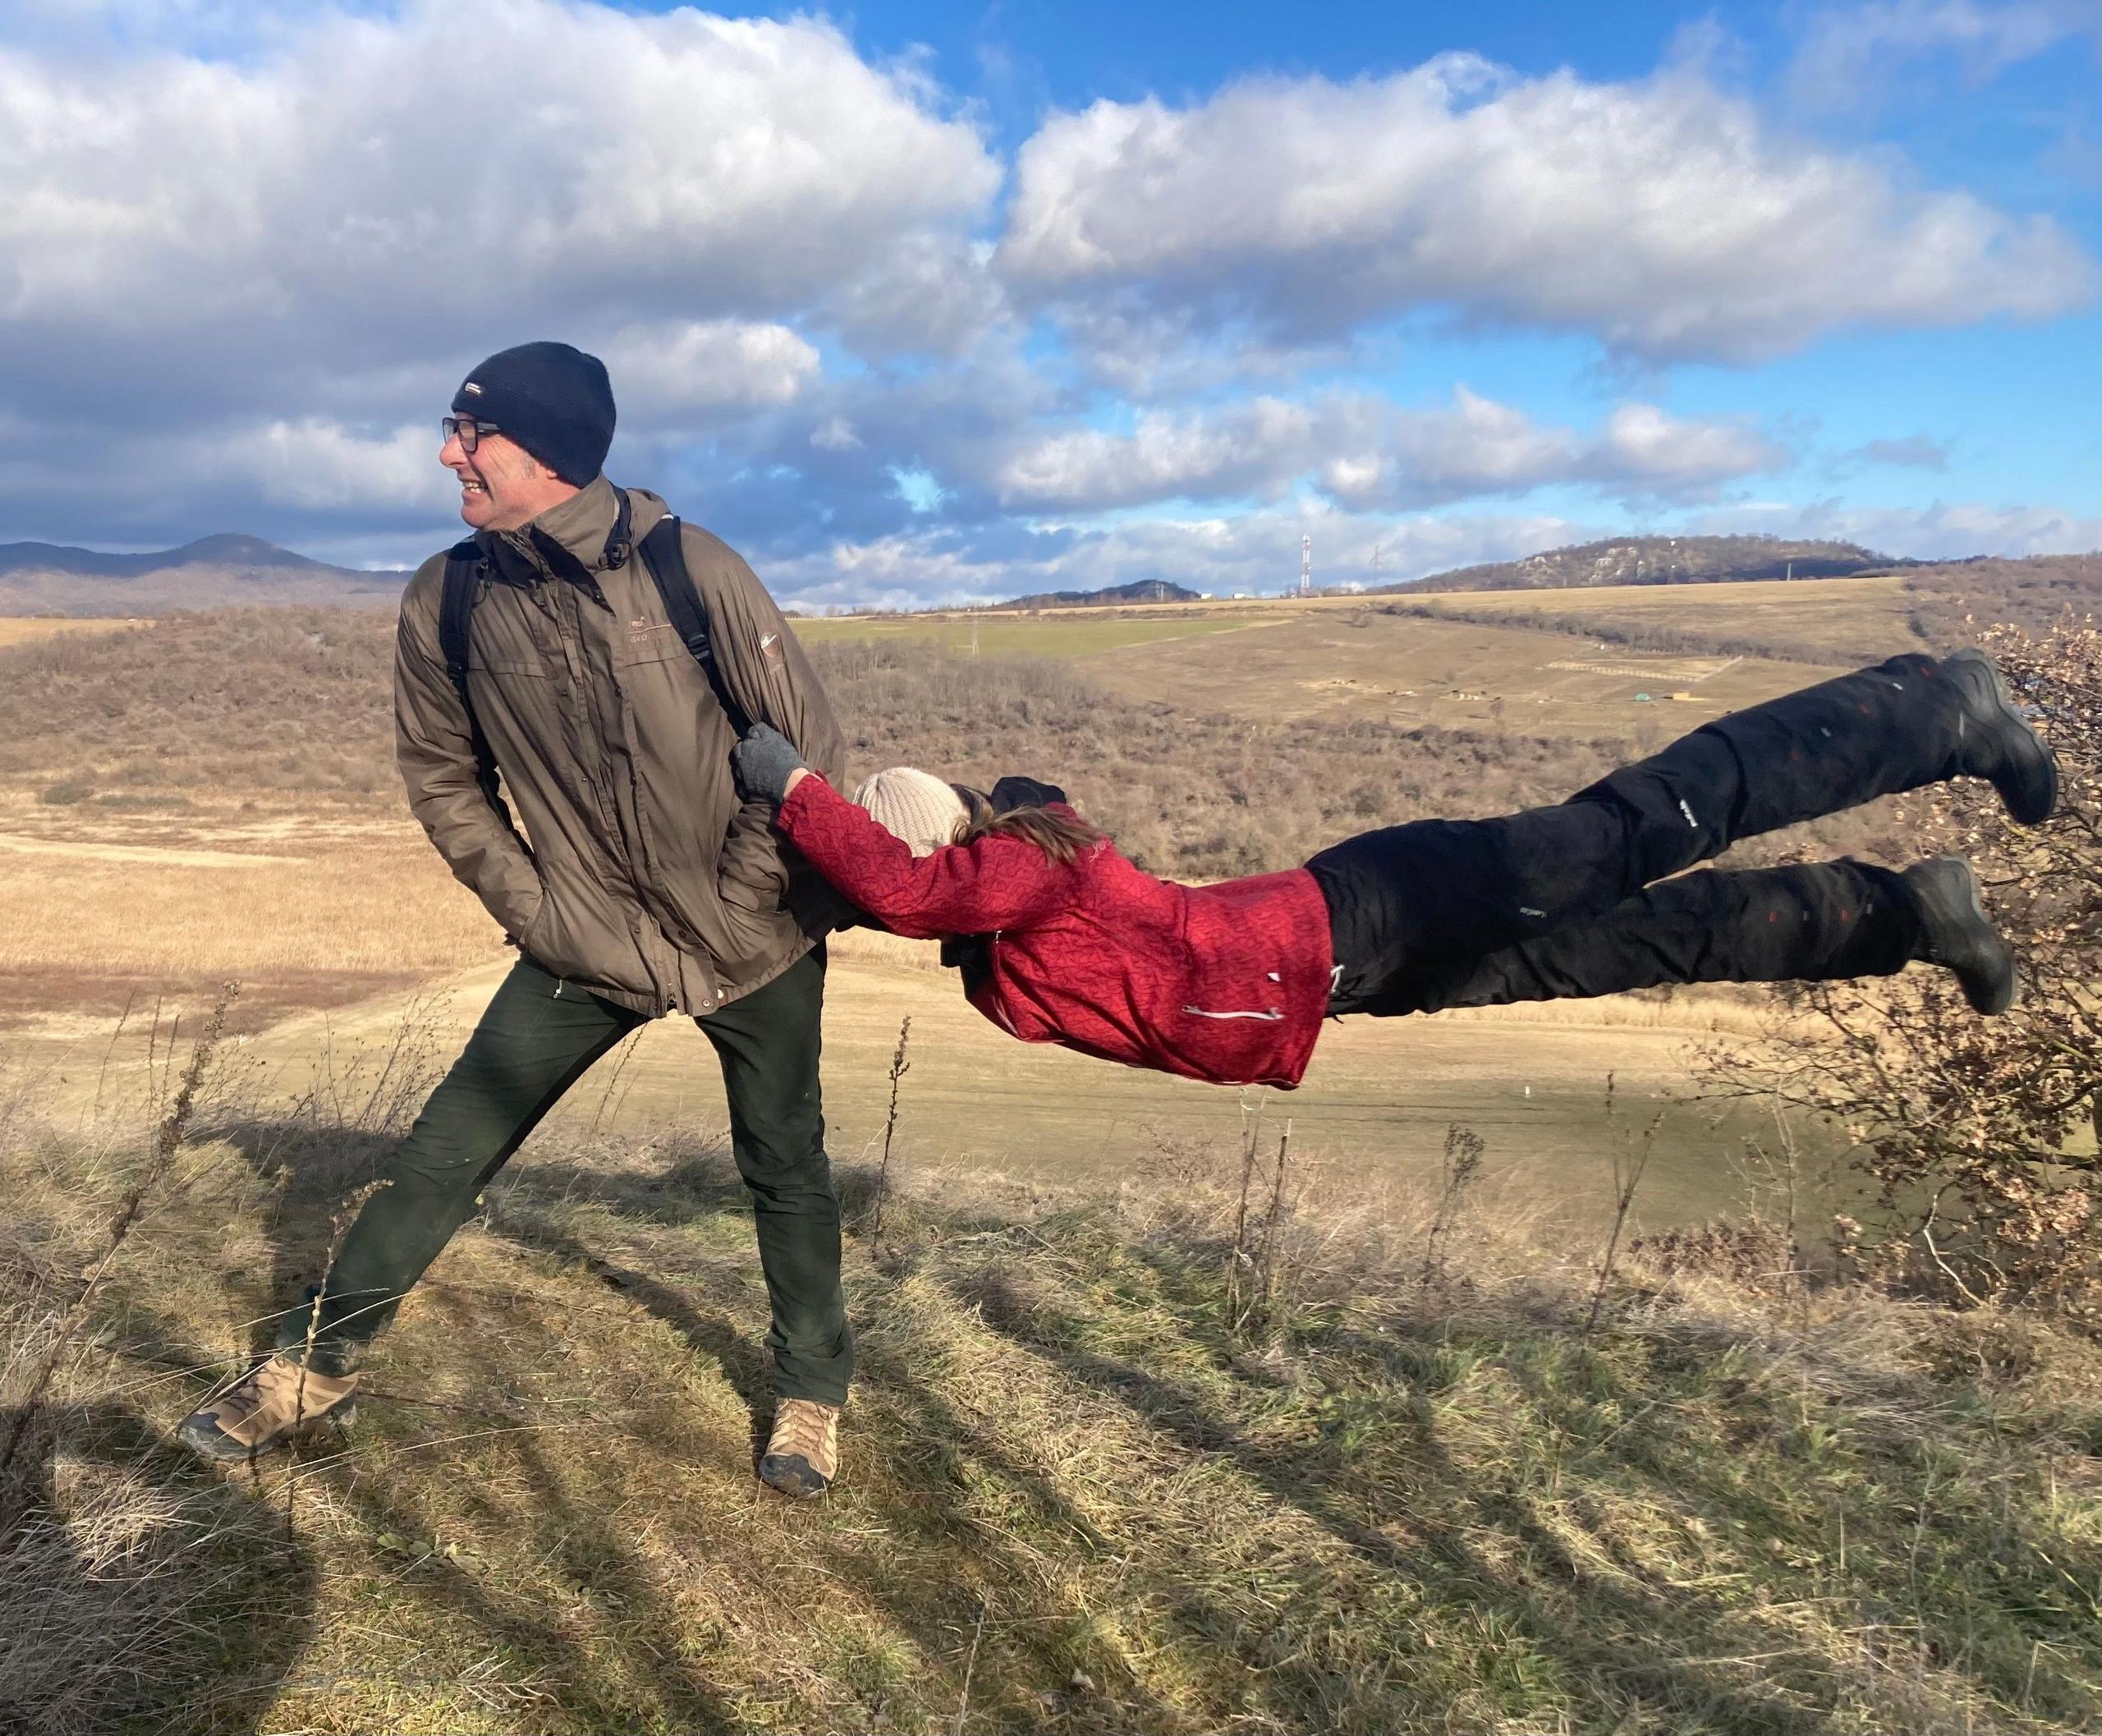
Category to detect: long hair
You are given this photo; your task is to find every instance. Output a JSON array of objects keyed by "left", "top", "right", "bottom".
[{"left": 951, "top": 786, "right": 1106, "bottom": 865}]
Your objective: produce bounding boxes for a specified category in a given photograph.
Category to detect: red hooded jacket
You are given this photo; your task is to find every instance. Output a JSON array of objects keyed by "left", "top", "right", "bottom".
[{"left": 777, "top": 775, "right": 1334, "bottom": 1088}]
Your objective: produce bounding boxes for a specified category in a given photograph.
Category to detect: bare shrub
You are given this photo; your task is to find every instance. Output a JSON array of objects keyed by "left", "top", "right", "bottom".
[
  {"left": 1711, "top": 620, "right": 2102, "bottom": 1315},
  {"left": 1630, "top": 1216, "right": 1801, "bottom": 1297}
]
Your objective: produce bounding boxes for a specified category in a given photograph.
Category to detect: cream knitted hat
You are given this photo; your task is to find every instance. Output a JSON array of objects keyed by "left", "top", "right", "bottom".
[{"left": 852, "top": 767, "right": 970, "bottom": 857}]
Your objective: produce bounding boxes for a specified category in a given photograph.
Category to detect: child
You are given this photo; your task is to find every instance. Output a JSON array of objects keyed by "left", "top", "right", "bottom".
[{"left": 732, "top": 651, "right": 2054, "bottom": 1090}]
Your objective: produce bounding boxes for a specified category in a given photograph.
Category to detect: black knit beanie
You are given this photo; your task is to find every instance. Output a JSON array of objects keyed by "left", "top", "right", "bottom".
[{"left": 452, "top": 342, "right": 616, "bottom": 485}]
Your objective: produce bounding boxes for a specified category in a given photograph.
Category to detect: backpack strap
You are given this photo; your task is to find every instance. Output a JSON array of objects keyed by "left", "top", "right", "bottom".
[
  {"left": 636, "top": 516, "right": 756, "bottom": 737},
  {"left": 437, "top": 538, "right": 512, "bottom": 820}
]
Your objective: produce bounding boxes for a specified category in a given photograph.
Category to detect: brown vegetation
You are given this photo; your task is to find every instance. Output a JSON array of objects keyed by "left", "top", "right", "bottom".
[
  {"left": 1713, "top": 619, "right": 2102, "bottom": 1314},
  {"left": 8, "top": 1031, "right": 2102, "bottom": 1732},
  {"left": 1904, "top": 553, "right": 2102, "bottom": 644},
  {"left": 1378, "top": 597, "right": 1893, "bottom": 669}
]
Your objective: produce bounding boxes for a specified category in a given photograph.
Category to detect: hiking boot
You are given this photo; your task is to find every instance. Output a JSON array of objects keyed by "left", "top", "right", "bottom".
[
  {"left": 1941, "top": 649, "right": 2059, "bottom": 824},
  {"left": 1903, "top": 856, "right": 2017, "bottom": 1015},
  {"left": 177, "top": 1353, "right": 357, "bottom": 1463},
  {"left": 759, "top": 1398, "right": 839, "bottom": 1497}
]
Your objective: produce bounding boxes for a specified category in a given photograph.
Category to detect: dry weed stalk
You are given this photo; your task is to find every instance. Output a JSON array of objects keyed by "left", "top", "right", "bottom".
[
  {"left": 1226, "top": 1089, "right": 1266, "bottom": 1320},
  {"left": 870, "top": 1015, "right": 911, "bottom": 1240},
  {"left": 587, "top": 1027, "right": 648, "bottom": 1137},
  {"left": 1585, "top": 1074, "right": 1660, "bottom": 1336},
  {"left": 1255, "top": 1120, "right": 1296, "bottom": 1323},
  {"left": 1424, "top": 1123, "right": 1485, "bottom": 1291},
  {"left": 1, "top": 984, "right": 237, "bottom": 1488},
  {"left": 1230, "top": 1118, "right": 1306, "bottom": 1339},
  {"left": 952, "top": 1596, "right": 989, "bottom": 1735},
  {"left": 285, "top": 1178, "right": 383, "bottom": 1536}
]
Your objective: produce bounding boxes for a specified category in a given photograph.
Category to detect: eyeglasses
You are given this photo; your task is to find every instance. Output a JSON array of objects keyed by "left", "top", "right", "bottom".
[{"left": 442, "top": 415, "right": 501, "bottom": 453}]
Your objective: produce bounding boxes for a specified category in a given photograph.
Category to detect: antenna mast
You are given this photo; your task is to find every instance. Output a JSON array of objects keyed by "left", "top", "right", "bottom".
[{"left": 1300, "top": 535, "right": 1312, "bottom": 599}]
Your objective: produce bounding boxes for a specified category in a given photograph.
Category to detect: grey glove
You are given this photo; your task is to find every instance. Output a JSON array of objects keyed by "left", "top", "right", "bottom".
[{"left": 732, "top": 723, "right": 808, "bottom": 804}]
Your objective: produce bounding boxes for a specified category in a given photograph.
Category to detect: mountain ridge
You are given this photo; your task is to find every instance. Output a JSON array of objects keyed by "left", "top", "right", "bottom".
[
  {"left": 1396, "top": 533, "right": 1906, "bottom": 594},
  {"left": 0, "top": 531, "right": 406, "bottom": 613}
]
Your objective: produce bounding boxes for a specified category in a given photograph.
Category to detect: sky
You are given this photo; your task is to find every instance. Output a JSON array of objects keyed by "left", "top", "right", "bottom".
[{"left": 1, "top": 0, "right": 2098, "bottom": 608}]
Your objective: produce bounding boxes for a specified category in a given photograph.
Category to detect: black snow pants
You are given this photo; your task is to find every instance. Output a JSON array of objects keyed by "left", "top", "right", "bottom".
[{"left": 1308, "top": 654, "right": 1957, "bottom": 1017}]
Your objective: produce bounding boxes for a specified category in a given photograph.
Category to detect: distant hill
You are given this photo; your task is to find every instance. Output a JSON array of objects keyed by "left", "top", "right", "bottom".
[
  {"left": 1000, "top": 579, "right": 1205, "bottom": 609},
  {"left": 0, "top": 533, "right": 406, "bottom": 613},
  {"left": 1401, "top": 535, "right": 1901, "bottom": 595}
]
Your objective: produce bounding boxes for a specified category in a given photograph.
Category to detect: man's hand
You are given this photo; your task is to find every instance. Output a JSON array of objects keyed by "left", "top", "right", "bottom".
[{"left": 732, "top": 723, "right": 810, "bottom": 804}]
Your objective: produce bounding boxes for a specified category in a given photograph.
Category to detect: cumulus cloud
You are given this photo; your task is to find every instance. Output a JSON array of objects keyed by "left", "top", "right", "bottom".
[
  {"left": 597, "top": 321, "right": 821, "bottom": 429},
  {"left": 0, "top": 0, "right": 1002, "bottom": 419},
  {"left": 0, "top": 5, "right": 2089, "bottom": 602},
  {"left": 997, "top": 397, "right": 1317, "bottom": 509},
  {"left": 998, "top": 54, "right": 2095, "bottom": 363},
  {"left": 994, "top": 389, "right": 1790, "bottom": 513}
]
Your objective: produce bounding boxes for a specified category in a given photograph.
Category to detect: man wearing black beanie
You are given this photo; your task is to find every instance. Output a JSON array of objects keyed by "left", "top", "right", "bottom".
[{"left": 182, "top": 342, "right": 857, "bottom": 1498}]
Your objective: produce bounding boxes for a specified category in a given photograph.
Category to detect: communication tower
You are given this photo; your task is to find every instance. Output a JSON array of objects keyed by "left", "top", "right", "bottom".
[{"left": 1299, "top": 535, "right": 1312, "bottom": 599}]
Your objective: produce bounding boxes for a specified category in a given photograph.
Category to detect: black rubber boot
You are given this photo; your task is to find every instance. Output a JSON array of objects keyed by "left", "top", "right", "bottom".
[
  {"left": 1902, "top": 855, "right": 2018, "bottom": 1015},
  {"left": 1939, "top": 649, "right": 2059, "bottom": 824}
]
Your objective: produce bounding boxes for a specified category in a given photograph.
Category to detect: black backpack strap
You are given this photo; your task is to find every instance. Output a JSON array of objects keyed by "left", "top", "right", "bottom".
[
  {"left": 437, "top": 538, "right": 511, "bottom": 819},
  {"left": 637, "top": 516, "right": 755, "bottom": 737}
]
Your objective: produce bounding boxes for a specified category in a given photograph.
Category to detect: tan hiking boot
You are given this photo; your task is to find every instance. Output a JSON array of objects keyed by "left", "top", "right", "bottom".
[
  {"left": 759, "top": 1398, "right": 840, "bottom": 1496},
  {"left": 177, "top": 1353, "right": 358, "bottom": 1463}
]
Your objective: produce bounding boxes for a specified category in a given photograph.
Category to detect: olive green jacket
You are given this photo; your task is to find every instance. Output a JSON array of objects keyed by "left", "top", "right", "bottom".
[{"left": 396, "top": 476, "right": 846, "bottom": 1017}]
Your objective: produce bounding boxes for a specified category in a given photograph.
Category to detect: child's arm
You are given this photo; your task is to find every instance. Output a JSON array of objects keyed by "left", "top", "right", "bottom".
[{"left": 775, "top": 774, "right": 1081, "bottom": 939}]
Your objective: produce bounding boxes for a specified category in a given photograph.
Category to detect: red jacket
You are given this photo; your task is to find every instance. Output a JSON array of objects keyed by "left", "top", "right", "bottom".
[{"left": 777, "top": 776, "right": 1334, "bottom": 1088}]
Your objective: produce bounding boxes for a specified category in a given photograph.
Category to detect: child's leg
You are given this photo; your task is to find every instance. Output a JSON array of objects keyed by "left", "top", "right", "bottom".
[
  {"left": 1312, "top": 651, "right": 2014, "bottom": 1005},
  {"left": 1342, "top": 861, "right": 1919, "bottom": 1017}
]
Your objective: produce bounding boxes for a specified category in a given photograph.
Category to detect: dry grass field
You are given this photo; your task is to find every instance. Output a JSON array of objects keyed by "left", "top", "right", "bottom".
[
  {"left": 0, "top": 787, "right": 493, "bottom": 1040},
  {"left": 792, "top": 608, "right": 1276, "bottom": 659},
  {"left": 0, "top": 614, "right": 150, "bottom": 647},
  {"left": 1394, "top": 572, "right": 1925, "bottom": 664},
  {"left": 0, "top": 592, "right": 1932, "bottom": 1210},
  {"left": 1073, "top": 604, "right": 1842, "bottom": 738},
  {"left": 9, "top": 582, "right": 2102, "bottom": 1734},
  {"left": 11, "top": 1036, "right": 2102, "bottom": 1734},
  {"left": 0, "top": 598, "right": 1877, "bottom": 1235}
]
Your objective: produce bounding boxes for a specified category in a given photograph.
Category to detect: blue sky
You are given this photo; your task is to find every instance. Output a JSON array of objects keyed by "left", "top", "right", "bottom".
[{"left": 1, "top": 0, "right": 2096, "bottom": 604}]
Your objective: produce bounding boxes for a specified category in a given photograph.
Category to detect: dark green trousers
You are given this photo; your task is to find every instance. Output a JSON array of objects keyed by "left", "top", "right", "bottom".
[{"left": 278, "top": 948, "right": 852, "bottom": 1405}]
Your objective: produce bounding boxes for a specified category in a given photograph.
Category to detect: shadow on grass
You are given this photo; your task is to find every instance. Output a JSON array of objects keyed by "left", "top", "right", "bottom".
[
  {"left": 83, "top": 1109, "right": 2102, "bottom": 1732},
  {"left": 0, "top": 1399, "right": 319, "bottom": 1735}
]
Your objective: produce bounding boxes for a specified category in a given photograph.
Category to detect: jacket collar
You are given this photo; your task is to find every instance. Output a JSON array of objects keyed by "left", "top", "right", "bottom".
[
  {"left": 492, "top": 474, "right": 620, "bottom": 576},
  {"left": 484, "top": 476, "right": 672, "bottom": 586}
]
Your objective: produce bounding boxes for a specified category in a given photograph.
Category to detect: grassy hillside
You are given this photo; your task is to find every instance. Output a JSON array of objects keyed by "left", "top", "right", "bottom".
[
  {"left": 1403, "top": 535, "right": 1893, "bottom": 594},
  {"left": 7, "top": 1050, "right": 2102, "bottom": 1735},
  {"left": 1904, "top": 553, "right": 2102, "bottom": 642}
]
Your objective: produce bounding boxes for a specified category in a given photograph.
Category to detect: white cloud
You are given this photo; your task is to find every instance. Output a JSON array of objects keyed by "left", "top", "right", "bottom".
[
  {"left": 1690, "top": 497, "right": 2102, "bottom": 559},
  {"left": 994, "top": 388, "right": 1790, "bottom": 512},
  {"left": 998, "top": 54, "right": 2095, "bottom": 362},
  {"left": 997, "top": 397, "right": 1317, "bottom": 508},
  {"left": 1789, "top": 1, "right": 2100, "bottom": 111},
  {"left": 232, "top": 420, "right": 455, "bottom": 512},
  {"left": 810, "top": 416, "right": 865, "bottom": 452},
  {"left": 0, "top": 0, "right": 1002, "bottom": 409},
  {"left": 597, "top": 320, "right": 820, "bottom": 428}
]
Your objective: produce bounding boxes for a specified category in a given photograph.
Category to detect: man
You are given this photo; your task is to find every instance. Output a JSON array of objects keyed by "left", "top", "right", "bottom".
[{"left": 181, "top": 342, "right": 853, "bottom": 1495}]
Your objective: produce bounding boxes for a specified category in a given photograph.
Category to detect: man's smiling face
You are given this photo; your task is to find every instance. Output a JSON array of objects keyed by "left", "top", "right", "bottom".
[{"left": 440, "top": 419, "right": 575, "bottom": 531}]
